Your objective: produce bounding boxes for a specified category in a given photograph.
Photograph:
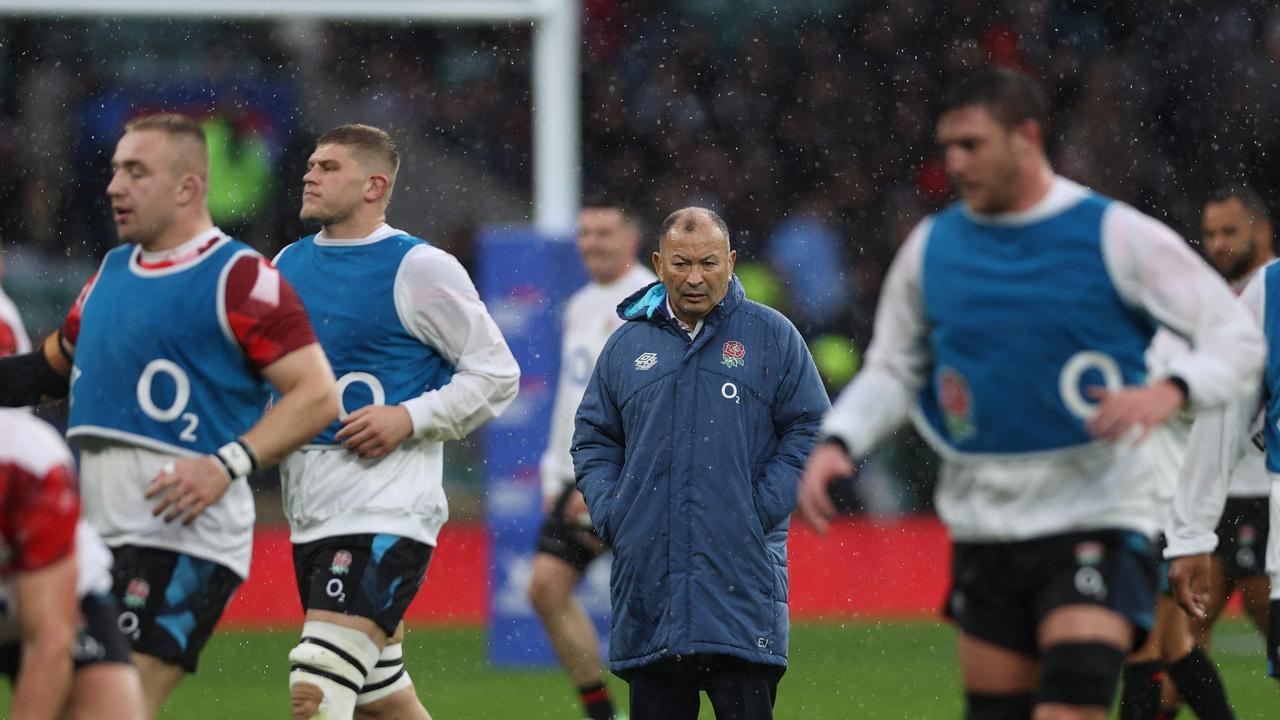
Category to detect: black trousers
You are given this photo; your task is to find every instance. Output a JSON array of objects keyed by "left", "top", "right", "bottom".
[{"left": 626, "top": 654, "right": 785, "bottom": 720}]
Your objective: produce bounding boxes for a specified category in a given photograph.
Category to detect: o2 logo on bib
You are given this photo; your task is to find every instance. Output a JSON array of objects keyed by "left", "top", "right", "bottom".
[
  {"left": 136, "top": 359, "right": 200, "bottom": 442},
  {"left": 336, "top": 372, "right": 386, "bottom": 419},
  {"left": 1058, "top": 351, "right": 1123, "bottom": 421}
]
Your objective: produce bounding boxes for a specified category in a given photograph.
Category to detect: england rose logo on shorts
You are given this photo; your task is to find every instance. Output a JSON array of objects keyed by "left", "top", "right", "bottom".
[
  {"left": 330, "top": 550, "right": 353, "bottom": 576},
  {"left": 124, "top": 578, "right": 150, "bottom": 609},
  {"left": 1239, "top": 524, "right": 1257, "bottom": 546},
  {"left": 1075, "top": 541, "right": 1105, "bottom": 567},
  {"left": 722, "top": 340, "right": 746, "bottom": 368},
  {"left": 937, "top": 367, "right": 976, "bottom": 441}
]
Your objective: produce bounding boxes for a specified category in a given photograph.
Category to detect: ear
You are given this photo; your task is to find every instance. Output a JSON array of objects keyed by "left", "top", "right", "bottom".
[
  {"left": 1012, "top": 118, "right": 1043, "bottom": 153},
  {"left": 651, "top": 250, "right": 662, "bottom": 277},
  {"left": 365, "top": 174, "right": 391, "bottom": 204},
  {"left": 727, "top": 249, "right": 737, "bottom": 273},
  {"left": 175, "top": 173, "right": 202, "bottom": 206}
]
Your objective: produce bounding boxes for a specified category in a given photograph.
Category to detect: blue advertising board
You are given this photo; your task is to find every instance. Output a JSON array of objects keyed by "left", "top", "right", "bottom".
[{"left": 477, "top": 227, "right": 612, "bottom": 667}]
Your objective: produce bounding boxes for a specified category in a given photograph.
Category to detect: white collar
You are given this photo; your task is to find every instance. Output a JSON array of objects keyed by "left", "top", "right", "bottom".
[
  {"left": 314, "top": 223, "right": 404, "bottom": 247},
  {"left": 665, "top": 296, "right": 703, "bottom": 339},
  {"left": 136, "top": 227, "right": 224, "bottom": 264},
  {"left": 962, "top": 176, "right": 1090, "bottom": 227}
]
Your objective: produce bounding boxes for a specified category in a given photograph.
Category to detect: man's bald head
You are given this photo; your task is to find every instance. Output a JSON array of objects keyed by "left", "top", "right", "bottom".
[
  {"left": 652, "top": 206, "right": 737, "bottom": 327},
  {"left": 659, "top": 207, "right": 731, "bottom": 253},
  {"left": 123, "top": 113, "right": 209, "bottom": 180}
]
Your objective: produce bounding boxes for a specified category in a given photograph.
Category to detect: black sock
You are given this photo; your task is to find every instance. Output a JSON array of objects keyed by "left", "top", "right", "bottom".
[
  {"left": 1165, "top": 647, "right": 1235, "bottom": 720},
  {"left": 1119, "top": 661, "right": 1162, "bottom": 720},
  {"left": 1269, "top": 599, "right": 1280, "bottom": 681},
  {"left": 578, "top": 681, "right": 615, "bottom": 720}
]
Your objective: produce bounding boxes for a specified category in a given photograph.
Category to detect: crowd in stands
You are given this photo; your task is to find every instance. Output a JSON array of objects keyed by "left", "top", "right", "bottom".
[{"left": 0, "top": 1, "right": 1277, "bottom": 509}]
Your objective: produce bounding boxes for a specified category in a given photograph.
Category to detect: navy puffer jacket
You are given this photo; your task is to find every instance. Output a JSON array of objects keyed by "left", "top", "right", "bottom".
[{"left": 573, "top": 276, "right": 829, "bottom": 675}]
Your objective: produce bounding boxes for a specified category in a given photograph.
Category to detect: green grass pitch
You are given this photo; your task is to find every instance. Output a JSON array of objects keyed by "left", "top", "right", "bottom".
[{"left": 8, "top": 620, "right": 1278, "bottom": 717}]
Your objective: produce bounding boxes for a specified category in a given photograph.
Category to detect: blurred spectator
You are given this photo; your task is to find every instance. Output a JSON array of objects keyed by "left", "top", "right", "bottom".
[
  {"left": 204, "top": 113, "right": 273, "bottom": 240},
  {"left": 765, "top": 187, "right": 854, "bottom": 335}
]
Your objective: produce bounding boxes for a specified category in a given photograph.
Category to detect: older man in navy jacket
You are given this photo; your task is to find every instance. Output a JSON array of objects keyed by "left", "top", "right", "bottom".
[{"left": 572, "top": 207, "right": 830, "bottom": 720}]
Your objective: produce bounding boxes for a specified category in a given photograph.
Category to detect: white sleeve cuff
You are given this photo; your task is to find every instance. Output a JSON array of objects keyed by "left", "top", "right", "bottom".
[
  {"left": 400, "top": 395, "right": 439, "bottom": 438},
  {"left": 1162, "top": 532, "right": 1218, "bottom": 559}
]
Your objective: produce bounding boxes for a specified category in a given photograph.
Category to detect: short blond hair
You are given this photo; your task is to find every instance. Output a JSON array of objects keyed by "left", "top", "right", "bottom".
[
  {"left": 317, "top": 124, "right": 400, "bottom": 197},
  {"left": 123, "top": 113, "right": 208, "bottom": 178}
]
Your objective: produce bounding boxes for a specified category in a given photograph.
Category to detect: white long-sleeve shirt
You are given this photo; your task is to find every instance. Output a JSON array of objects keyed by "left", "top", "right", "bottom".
[
  {"left": 279, "top": 224, "right": 520, "bottom": 546},
  {"left": 539, "top": 265, "right": 655, "bottom": 498},
  {"left": 1166, "top": 268, "right": 1277, "bottom": 573},
  {"left": 823, "top": 177, "right": 1265, "bottom": 542},
  {"left": 1145, "top": 329, "right": 1269, "bottom": 514}
]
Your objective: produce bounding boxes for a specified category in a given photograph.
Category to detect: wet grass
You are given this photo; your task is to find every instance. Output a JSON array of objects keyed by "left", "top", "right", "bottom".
[{"left": 10, "top": 619, "right": 1280, "bottom": 717}]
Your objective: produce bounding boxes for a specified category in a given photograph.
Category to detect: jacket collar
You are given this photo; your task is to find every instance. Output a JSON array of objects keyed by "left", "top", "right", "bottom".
[{"left": 617, "top": 275, "right": 746, "bottom": 329}]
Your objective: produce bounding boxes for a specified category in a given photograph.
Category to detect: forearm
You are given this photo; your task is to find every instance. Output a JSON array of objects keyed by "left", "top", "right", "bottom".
[
  {"left": 11, "top": 633, "right": 73, "bottom": 720},
  {"left": 1165, "top": 399, "right": 1251, "bottom": 557},
  {"left": 242, "top": 378, "right": 337, "bottom": 468},
  {"left": 402, "top": 365, "right": 519, "bottom": 442},
  {"left": 820, "top": 364, "right": 914, "bottom": 457}
]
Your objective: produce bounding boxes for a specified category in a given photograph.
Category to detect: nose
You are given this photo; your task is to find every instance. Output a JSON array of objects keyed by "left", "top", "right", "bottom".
[
  {"left": 687, "top": 267, "right": 705, "bottom": 286},
  {"left": 106, "top": 170, "right": 124, "bottom": 198},
  {"left": 944, "top": 147, "right": 966, "bottom": 178}
]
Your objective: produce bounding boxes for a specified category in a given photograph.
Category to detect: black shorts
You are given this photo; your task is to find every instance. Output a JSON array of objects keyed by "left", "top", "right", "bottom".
[
  {"left": 110, "top": 545, "right": 242, "bottom": 673},
  {"left": 0, "top": 591, "right": 134, "bottom": 677},
  {"left": 74, "top": 591, "right": 134, "bottom": 668},
  {"left": 293, "top": 533, "right": 432, "bottom": 636},
  {"left": 944, "top": 529, "right": 1156, "bottom": 657},
  {"left": 1154, "top": 534, "right": 1172, "bottom": 597},
  {"left": 1214, "top": 496, "right": 1270, "bottom": 579},
  {"left": 535, "top": 485, "right": 610, "bottom": 573}
]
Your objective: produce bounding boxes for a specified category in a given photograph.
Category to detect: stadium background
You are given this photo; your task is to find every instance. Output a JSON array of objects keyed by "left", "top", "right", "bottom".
[{"left": 0, "top": 0, "right": 1277, "bottom": 716}]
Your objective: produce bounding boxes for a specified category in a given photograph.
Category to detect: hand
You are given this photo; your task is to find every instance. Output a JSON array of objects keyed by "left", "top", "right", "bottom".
[
  {"left": 560, "top": 489, "right": 592, "bottom": 528},
  {"left": 335, "top": 405, "right": 414, "bottom": 460},
  {"left": 797, "top": 441, "right": 855, "bottom": 535},
  {"left": 145, "top": 457, "right": 232, "bottom": 525},
  {"left": 1168, "top": 553, "right": 1212, "bottom": 619},
  {"left": 1085, "top": 381, "right": 1185, "bottom": 443}
]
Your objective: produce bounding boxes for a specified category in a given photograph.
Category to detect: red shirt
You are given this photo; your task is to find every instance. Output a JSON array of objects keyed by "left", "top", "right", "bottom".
[
  {"left": 0, "top": 322, "right": 14, "bottom": 358},
  {"left": 0, "top": 414, "right": 79, "bottom": 577}
]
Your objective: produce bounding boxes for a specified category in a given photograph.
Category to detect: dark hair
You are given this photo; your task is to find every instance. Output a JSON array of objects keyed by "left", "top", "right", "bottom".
[
  {"left": 939, "top": 66, "right": 1049, "bottom": 132},
  {"left": 1206, "top": 183, "right": 1270, "bottom": 221},
  {"left": 659, "top": 207, "right": 731, "bottom": 247},
  {"left": 581, "top": 196, "right": 641, "bottom": 231}
]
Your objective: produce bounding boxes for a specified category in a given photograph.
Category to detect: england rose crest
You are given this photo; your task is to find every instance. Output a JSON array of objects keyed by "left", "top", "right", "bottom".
[
  {"left": 124, "top": 578, "right": 151, "bottom": 609},
  {"left": 938, "top": 367, "right": 976, "bottom": 441},
  {"left": 330, "top": 550, "right": 353, "bottom": 576},
  {"left": 722, "top": 341, "right": 746, "bottom": 368}
]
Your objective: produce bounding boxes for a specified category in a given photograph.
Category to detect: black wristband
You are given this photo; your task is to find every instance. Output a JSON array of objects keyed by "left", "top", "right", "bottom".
[
  {"left": 0, "top": 349, "right": 69, "bottom": 406},
  {"left": 822, "top": 436, "right": 852, "bottom": 456},
  {"left": 1167, "top": 375, "right": 1190, "bottom": 406}
]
